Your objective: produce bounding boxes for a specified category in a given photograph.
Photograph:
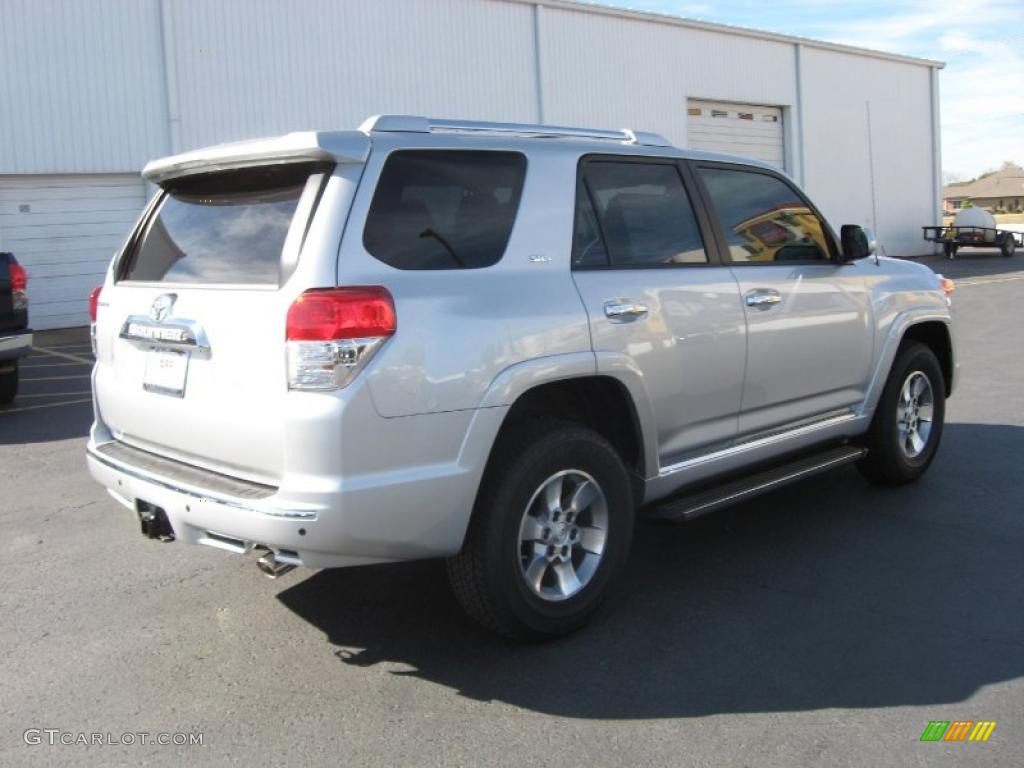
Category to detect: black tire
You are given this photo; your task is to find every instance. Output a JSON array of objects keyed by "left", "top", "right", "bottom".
[
  {"left": 448, "top": 421, "right": 634, "bottom": 640},
  {"left": 0, "top": 363, "right": 18, "bottom": 405},
  {"left": 1000, "top": 233, "right": 1016, "bottom": 258},
  {"left": 856, "top": 342, "right": 945, "bottom": 486}
]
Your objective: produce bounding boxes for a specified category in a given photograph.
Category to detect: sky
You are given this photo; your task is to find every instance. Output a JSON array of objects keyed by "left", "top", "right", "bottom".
[{"left": 589, "top": 0, "right": 1024, "bottom": 181}]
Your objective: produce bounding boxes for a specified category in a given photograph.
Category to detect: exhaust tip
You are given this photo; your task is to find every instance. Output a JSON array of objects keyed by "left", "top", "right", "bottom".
[{"left": 256, "top": 551, "right": 296, "bottom": 579}]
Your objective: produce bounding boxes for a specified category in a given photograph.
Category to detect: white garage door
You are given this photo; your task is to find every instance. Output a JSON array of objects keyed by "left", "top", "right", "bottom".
[
  {"left": 0, "top": 174, "right": 145, "bottom": 329},
  {"left": 687, "top": 100, "right": 785, "bottom": 169}
]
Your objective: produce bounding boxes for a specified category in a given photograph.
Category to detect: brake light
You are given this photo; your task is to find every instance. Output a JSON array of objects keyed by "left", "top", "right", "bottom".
[
  {"left": 9, "top": 258, "right": 27, "bottom": 312},
  {"left": 286, "top": 287, "right": 396, "bottom": 341},
  {"left": 285, "top": 287, "right": 396, "bottom": 390},
  {"left": 88, "top": 285, "right": 103, "bottom": 323}
]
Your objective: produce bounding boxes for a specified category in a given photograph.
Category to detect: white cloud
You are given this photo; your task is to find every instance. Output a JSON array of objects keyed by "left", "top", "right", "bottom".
[{"left": 795, "top": 1, "right": 1024, "bottom": 178}]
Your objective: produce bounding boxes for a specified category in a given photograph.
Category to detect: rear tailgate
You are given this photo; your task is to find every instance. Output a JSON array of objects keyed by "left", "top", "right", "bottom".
[{"left": 92, "top": 159, "right": 348, "bottom": 485}]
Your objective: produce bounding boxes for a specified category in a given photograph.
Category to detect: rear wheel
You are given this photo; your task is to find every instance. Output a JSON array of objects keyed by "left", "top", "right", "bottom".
[
  {"left": 448, "top": 422, "right": 634, "bottom": 639},
  {"left": 0, "top": 363, "right": 18, "bottom": 405},
  {"left": 856, "top": 342, "right": 945, "bottom": 485}
]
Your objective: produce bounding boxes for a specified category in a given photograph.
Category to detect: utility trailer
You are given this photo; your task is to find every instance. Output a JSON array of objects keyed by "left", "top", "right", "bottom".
[{"left": 923, "top": 225, "right": 1021, "bottom": 259}]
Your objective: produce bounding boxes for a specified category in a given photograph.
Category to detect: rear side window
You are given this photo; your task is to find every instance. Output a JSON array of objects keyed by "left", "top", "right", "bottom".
[
  {"left": 363, "top": 151, "right": 526, "bottom": 270},
  {"left": 698, "top": 167, "right": 833, "bottom": 263},
  {"left": 575, "top": 161, "right": 707, "bottom": 267},
  {"left": 121, "top": 163, "right": 326, "bottom": 284}
]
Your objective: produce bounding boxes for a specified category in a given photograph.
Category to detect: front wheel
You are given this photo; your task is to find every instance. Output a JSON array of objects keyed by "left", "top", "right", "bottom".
[
  {"left": 448, "top": 422, "right": 634, "bottom": 639},
  {"left": 0, "top": 363, "right": 18, "bottom": 405},
  {"left": 856, "top": 342, "right": 945, "bottom": 485}
]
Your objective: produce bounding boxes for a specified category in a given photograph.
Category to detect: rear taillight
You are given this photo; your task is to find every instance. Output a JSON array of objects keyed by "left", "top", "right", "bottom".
[
  {"left": 285, "top": 287, "right": 396, "bottom": 390},
  {"left": 88, "top": 285, "right": 103, "bottom": 323},
  {"left": 9, "top": 258, "right": 27, "bottom": 312}
]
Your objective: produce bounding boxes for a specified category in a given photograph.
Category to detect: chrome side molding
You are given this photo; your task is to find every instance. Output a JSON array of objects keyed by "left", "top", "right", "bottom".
[{"left": 658, "top": 412, "right": 858, "bottom": 477}]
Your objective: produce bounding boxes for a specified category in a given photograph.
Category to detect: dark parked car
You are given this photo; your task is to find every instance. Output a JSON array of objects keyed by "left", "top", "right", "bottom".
[{"left": 0, "top": 252, "right": 31, "bottom": 404}]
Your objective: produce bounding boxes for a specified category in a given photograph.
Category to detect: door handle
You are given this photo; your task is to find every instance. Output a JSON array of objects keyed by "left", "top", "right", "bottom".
[
  {"left": 744, "top": 289, "right": 782, "bottom": 309},
  {"left": 604, "top": 301, "right": 649, "bottom": 322}
]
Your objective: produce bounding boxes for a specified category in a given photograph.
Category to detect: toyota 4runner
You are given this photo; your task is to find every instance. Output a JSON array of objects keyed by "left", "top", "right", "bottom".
[{"left": 87, "top": 115, "right": 955, "bottom": 638}]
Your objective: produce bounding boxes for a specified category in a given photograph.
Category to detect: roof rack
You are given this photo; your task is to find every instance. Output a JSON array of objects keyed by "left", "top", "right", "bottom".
[{"left": 359, "top": 115, "right": 672, "bottom": 148}]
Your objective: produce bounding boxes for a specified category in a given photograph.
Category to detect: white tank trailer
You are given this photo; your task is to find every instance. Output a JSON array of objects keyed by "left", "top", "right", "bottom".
[
  {"left": 952, "top": 207, "right": 997, "bottom": 240},
  {"left": 923, "top": 207, "right": 1019, "bottom": 259}
]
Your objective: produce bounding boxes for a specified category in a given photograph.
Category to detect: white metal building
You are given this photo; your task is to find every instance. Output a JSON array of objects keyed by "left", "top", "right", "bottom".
[{"left": 0, "top": 0, "right": 944, "bottom": 329}]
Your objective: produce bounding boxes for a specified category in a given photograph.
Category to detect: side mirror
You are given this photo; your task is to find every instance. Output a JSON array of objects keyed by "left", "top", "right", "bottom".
[{"left": 840, "top": 225, "right": 876, "bottom": 262}]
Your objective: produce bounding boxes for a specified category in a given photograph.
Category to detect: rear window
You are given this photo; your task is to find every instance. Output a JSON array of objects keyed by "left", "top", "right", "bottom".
[
  {"left": 120, "top": 163, "right": 326, "bottom": 284},
  {"left": 363, "top": 150, "right": 526, "bottom": 270}
]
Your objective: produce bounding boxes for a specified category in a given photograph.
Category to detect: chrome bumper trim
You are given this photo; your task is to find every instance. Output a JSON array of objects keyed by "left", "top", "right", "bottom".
[{"left": 0, "top": 331, "right": 32, "bottom": 358}]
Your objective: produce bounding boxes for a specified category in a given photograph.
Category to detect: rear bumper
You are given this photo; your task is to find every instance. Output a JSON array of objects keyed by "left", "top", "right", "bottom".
[
  {"left": 85, "top": 403, "right": 506, "bottom": 569},
  {"left": 0, "top": 329, "right": 32, "bottom": 361}
]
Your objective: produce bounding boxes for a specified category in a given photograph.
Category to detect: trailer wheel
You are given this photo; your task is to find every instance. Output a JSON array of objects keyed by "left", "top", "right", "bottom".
[{"left": 1000, "top": 233, "right": 1016, "bottom": 258}]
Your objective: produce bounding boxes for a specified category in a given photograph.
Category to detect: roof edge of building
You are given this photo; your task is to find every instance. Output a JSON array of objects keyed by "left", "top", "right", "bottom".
[{"left": 503, "top": 0, "right": 945, "bottom": 69}]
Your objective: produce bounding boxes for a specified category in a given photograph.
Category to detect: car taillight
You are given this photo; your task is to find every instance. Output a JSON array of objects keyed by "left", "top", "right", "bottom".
[
  {"left": 285, "top": 287, "right": 396, "bottom": 390},
  {"left": 9, "top": 258, "right": 27, "bottom": 312},
  {"left": 88, "top": 285, "right": 103, "bottom": 323}
]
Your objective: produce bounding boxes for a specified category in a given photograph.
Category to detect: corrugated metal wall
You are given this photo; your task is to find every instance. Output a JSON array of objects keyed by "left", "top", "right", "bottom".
[
  {"left": 539, "top": 7, "right": 797, "bottom": 149},
  {"left": 165, "top": 0, "right": 539, "bottom": 152},
  {"left": 801, "top": 48, "right": 937, "bottom": 256},
  {"left": 0, "top": 0, "right": 168, "bottom": 173},
  {"left": 0, "top": 0, "right": 940, "bottom": 256}
]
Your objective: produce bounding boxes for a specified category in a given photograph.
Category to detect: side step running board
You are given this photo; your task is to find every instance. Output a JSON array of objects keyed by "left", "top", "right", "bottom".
[{"left": 652, "top": 444, "right": 866, "bottom": 521}]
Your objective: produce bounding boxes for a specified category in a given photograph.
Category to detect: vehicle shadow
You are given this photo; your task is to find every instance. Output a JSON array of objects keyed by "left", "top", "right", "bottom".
[{"left": 278, "top": 422, "right": 1024, "bottom": 718}]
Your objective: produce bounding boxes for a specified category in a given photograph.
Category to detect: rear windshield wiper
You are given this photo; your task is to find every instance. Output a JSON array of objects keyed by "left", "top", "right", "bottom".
[{"left": 419, "top": 229, "right": 465, "bottom": 268}]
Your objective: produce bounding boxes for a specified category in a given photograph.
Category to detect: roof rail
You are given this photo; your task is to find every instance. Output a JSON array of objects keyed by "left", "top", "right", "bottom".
[{"left": 359, "top": 115, "right": 672, "bottom": 147}]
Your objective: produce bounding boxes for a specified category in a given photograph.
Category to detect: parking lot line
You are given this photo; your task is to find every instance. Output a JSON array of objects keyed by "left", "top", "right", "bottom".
[
  {"left": 32, "top": 341, "right": 92, "bottom": 348},
  {"left": 20, "top": 361, "right": 91, "bottom": 368},
  {"left": 13, "top": 391, "right": 92, "bottom": 399},
  {"left": 21, "top": 374, "right": 92, "bottom": 381},
  {"left": 32, "top": 346, "right": 95, "bottom": 365},
  {"left": 956, "top": 274, "right": 1024, "bottom": 287},
  {"left": 0, "top": 397, "right": 92, "bottom": 415}
]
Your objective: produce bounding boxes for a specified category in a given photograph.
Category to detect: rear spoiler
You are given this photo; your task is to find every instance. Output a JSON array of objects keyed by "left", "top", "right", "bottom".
[{"left": 142, "top": 130, "right": 371, "bottom": 185}]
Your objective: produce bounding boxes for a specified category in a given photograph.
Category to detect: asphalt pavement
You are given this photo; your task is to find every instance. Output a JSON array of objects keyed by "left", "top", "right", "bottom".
[{"left": 1, "top": 252, "right": 1022, "bottom": 767}]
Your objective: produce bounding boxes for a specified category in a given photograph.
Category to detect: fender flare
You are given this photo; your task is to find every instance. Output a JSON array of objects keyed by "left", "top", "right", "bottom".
[
  {"left": 860, "top": 310, "right": 954, "bottom": 419},
  {"left": 474, "top": 350, "right": 659, "bottom": 480}
]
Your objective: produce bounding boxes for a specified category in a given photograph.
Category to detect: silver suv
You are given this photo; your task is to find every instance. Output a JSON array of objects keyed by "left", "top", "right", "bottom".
[{"left": 87, "top": 115, "right": 955, "bottom": 638}]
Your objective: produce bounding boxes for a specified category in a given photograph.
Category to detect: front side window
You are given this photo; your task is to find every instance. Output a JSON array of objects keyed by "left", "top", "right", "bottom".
[
  {"left": 699, "top": 167, "right": 833, "bottom": 263},
  {"left": 575, "top": 161, "right": 707, "bottom": 268},
  {"left": 121, "top": 163, "right": 324, "bottom": 284},
  {"left": 363, "top": 150, "right": 526, "bottom": 270}
]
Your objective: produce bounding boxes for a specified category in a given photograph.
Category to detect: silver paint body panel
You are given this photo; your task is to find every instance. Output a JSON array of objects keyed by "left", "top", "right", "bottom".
[{"left": 87, "top": 117, "right": 955, "bottom": 564}]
